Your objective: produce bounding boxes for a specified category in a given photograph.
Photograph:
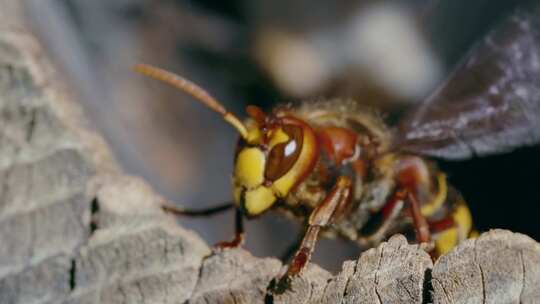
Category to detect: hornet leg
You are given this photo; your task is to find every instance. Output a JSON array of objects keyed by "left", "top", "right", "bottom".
[
  {"left": 395, "top": 156, "right": 432, "bottom": 244},
  {"left": 162, "top": 202, "right": 234, "bottom": 216},
  {"left": 280, "top": 231, "right": 305, "bottom": 263},
  {"left": 406, "top": 190, "right": 431, "bottom": 244},
  {"left": 215, "top": 208, "right": 245, "bottom": 249},
  {"left": 163, "top": 201, "right": 243, "bottom": 249},
  {"left": 356, "top": 189, "right": 406, "bottom": 248},
  {"left": 357, "top": 155, "right": 433, "bottom": 248},
  {"left": 272, "top": 176, "right": 352, "bottom": 293}
]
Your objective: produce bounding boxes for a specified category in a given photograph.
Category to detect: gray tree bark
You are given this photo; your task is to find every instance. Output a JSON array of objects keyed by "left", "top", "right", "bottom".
[{"left": 0, "top": 2, "right": 539, "bottom": 303}]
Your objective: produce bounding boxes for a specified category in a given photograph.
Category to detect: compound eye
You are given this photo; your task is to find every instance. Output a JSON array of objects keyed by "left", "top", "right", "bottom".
[{"left": 264, "top": 125, "right": 303, "bottom": 182}]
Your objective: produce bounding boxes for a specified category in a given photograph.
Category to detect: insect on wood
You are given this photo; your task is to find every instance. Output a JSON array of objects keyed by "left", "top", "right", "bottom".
[{"left": 134, "top": 5, "right": 540, "bottom": 293}]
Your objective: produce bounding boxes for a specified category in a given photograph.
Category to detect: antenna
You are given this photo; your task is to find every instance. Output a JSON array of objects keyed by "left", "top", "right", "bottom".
[{"left": 133, "top": 63, "right": 248, "bottom": 139}]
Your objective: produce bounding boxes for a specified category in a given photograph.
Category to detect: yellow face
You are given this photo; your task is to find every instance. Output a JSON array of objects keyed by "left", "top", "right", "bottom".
[{"left": 232, "top": 116, "right": 317, "bottom": 216}]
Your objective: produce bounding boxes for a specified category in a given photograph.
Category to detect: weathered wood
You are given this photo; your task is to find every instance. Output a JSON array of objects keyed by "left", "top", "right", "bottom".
[
  {"left": 432, "top": 230, "right": 540, "bottom": 304},
  {"left": 0, "top": 2, "right": 539, "bottom": 304}
]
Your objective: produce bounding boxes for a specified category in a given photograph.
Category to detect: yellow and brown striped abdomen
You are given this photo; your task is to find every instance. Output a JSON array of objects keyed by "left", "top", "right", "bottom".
[{"left": 421, "top": 173, "right": 476, "bottom": 256}]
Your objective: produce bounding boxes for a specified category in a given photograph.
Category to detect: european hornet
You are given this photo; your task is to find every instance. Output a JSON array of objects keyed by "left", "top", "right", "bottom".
[{"left": 134, "top": 6, "right": 540, "bottom": 289}]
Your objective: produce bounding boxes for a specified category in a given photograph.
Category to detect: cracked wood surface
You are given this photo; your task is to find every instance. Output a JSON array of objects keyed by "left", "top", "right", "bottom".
[{"left": 1, "top": 2, "right": 540, "bottom": 303}]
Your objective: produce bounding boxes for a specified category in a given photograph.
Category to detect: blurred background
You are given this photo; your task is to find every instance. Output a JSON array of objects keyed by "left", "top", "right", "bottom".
[{"left": 23, "top": 0, "right": 539, "bottom": 272}]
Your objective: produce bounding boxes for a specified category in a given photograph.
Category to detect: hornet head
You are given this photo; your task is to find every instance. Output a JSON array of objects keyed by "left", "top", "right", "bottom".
[{"left": 134, "top": 64, "right": 318, "bottom": 217}]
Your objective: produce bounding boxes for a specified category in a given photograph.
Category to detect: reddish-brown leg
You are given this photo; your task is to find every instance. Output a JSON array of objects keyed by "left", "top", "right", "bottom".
[
  {"left": 406, "top": 191, "right": 431, "bottom": 244},
  {"left": 394, "top": 156, "right": 432, "bottom": 245},
  {"left": 280, "top": 232, "right": 305, "bottom": 262},
  {"left": 285, "top": 226, "right": 320, "bottom": 277},
  {"left": 356, "top": 189, "right": 406, "bottom": 248},
  {"left": 215, "top": 209, "right": 245, "bottom": 249},
  {"left": 272, "top": 177, "right": 352, "bottom": 294},
  {"left": 356, "top": 188, "right": 431, "bottom": 249},
  {"left": 162, "top": 201, "right": 243, "bottom": 249}
]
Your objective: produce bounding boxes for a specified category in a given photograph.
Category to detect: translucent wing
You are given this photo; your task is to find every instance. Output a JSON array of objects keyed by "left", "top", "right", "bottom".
[{"left": 396, "top": 5, "right": 540, "bottom": 159}]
